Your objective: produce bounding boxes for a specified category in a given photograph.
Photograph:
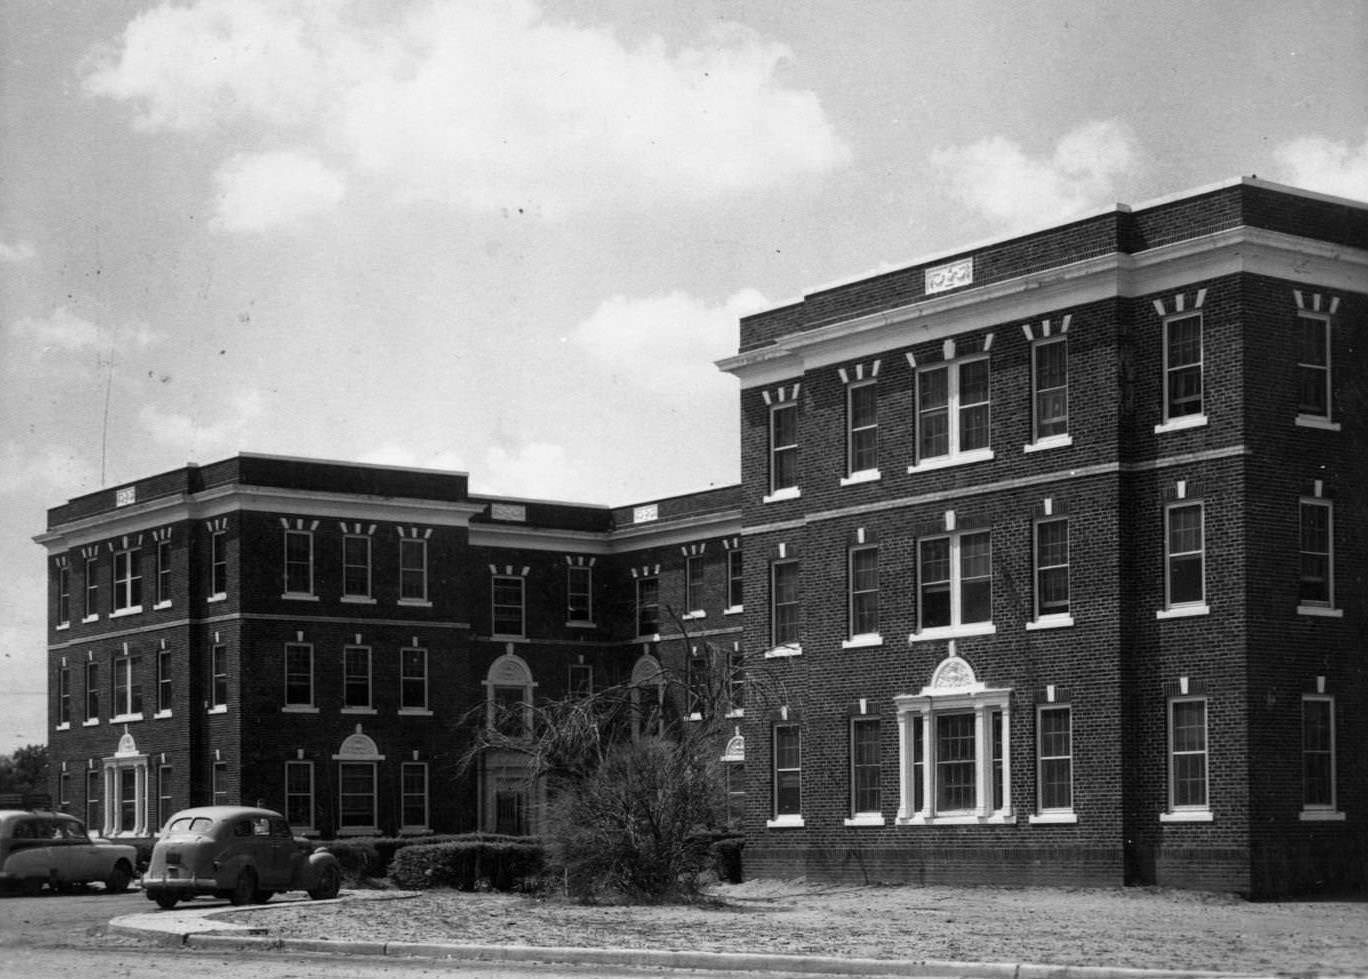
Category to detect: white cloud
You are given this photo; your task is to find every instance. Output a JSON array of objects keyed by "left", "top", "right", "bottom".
[
  {"left": 930, "top": 120, "right": 1141, "bottom": 232},
  {"left": 211, "top": 150, "right": 346, "bottom": 233},
  {"left": 479, "top": 443, "right": 583, "bottom": 500},
  {"left": 7, "top": 307, "right": 163, "bottom": 357},
  {"left": 86, "top": 0, "right": 847, "bottom": 217},
  {"left": 137, "top": 389, "right": 265, "bottom": 456},
  {"left": 0, "top": 237, "right": 36, "bottom": 263},
  {"left": 355, "top": 445, "right": 468, "bottom": 473},
  {"left": 1273, "top": 131, "right": 1368, "bottom": 201},
  {"left": 0, "top": 442, "right": 99, "bottom": 496},
  {"left": 571, "top": 289, "right": 764, "bottom": 404}
]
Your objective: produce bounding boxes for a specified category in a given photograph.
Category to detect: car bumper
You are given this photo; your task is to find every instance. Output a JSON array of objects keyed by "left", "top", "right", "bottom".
[{"left": 142, "top": 873, "right": 219, "bottom": 892}]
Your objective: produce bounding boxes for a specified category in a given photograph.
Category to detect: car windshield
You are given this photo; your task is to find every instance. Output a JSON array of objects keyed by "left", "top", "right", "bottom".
[{"left": 164, "top": 816, "right": 216, "bottom": 836}]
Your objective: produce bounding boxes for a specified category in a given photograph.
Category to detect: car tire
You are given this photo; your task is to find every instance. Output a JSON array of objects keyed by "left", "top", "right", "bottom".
[
  {"left": 152, "top": 890, "right": 179, "bottom": 910},
  {"left": 307, "top": 862, "right": 341, "bottom": 901},
  {"left": 21, "top": 877, "right": 43, "bottom": 897},
  {"left": 105, "top": 861, "right": 133, "bottom": 895},
  {"left": 230, "top": 869, "right": 257, "bottom": 907},
  {"left": 252, "top": 889, "right": 274, "bottom": 904}
]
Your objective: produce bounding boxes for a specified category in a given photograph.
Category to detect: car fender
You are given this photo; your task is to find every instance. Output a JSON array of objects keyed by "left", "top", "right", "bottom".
[
  {"left": 303, "top": 849, "right": 339, "bottom": 887},
  {"left": 213, "top": 852, "right": 258, "bottom": 889}
]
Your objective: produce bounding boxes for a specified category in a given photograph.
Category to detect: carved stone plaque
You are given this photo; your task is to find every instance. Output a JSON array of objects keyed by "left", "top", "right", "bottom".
[{"left": 925, "top": 257, "right": 974, "bottom": 295}]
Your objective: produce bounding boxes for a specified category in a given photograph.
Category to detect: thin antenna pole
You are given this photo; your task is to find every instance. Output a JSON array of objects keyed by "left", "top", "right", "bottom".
[{"left": 100, "top": 337, "right": 114, "bottom": 486}]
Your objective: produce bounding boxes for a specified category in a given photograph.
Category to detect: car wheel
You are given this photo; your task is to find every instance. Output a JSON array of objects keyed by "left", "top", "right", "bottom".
[
  {"left": 307, "top": 862, "right": 340, "bottom": 901},
  {"left": 152, "top": 891, "right": 179, "bottom": 910},
  {"left": 230, "top": 868, "right": 257, "bottom": 907},
  {"left": 252, "top": 889, "right": 274, "bottom": 904},
  {"left": 105, "top": 861, "right": 133, "bottom": 895}
]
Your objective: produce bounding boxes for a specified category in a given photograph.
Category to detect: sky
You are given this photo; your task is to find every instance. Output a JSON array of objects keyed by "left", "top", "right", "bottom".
[{"left": 2, "top": 0, "right": 1367, "bottom": 755}]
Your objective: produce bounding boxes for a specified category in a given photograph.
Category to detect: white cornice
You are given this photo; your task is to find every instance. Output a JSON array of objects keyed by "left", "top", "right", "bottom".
[
  {"left": 468, "top": 509, "right": 742, "bottom": 554},
  {"left": 718, "top": 228, "right": 1368, "bottom": 388},
  {"left": 467, "top": 524, "right": 614, "bottom": 555}
]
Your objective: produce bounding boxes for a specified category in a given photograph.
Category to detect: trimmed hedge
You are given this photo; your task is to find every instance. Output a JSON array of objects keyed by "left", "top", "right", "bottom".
[
  {"left": 315, "top": 834, "right": 476, "bottom": 880},
  {"left": 389, "top": 836, "right": 545, "bottom": 891}
]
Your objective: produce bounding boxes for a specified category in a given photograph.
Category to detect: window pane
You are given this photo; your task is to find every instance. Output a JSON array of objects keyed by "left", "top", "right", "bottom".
[
  {"left": 1303, "top": 700, "right": 1334, "bottom": 808},
  {"left": 919, "top": 539, "right": 950, "bottom": 628},
  {"left": 851, "top": 720, "right": 880, "bottom": 814},
  {"left": 918, "top": 368, "right": 948, "bottom": 459},
  {"left": 935, "top": 713, "right": 976, "bottom": 812}
]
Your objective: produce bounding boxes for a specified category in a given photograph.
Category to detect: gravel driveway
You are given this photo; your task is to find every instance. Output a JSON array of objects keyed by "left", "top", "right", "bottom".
[{"left": 228, "top": 879, "right": 1368, "bottom": 976}]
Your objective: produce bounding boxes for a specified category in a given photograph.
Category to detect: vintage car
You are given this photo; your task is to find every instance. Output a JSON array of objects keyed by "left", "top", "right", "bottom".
[
  {"left": 0, "top": 808, "right": 139, "bottom": 895},
  {"left": 143, "top": 805, "right": 341, "bottom": 909}
]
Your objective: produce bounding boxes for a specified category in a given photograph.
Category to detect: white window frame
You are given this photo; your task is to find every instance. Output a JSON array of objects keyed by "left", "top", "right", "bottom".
[
  {"left": 155, "top": 538, "right": 173, "bottom": 608},
  {"left": 910, "top": 355, "right": 994, "bottom": 472},
  {"left": 337, "top": 761, "right": 377, "bottom": 835},
  {"left": 283, "top": 642, "right": 315, "bottom": 711},
  {"left": 1162, "top": 696, "right": 1211, "bottom": 821},
  {"left": 635, "top": 576, "right": 659, "bottom": 638},
  {"left": 111, "top": 547, "right": 142, "bottom": 615},
  {"left": 725, "top": 550, "right": 743, "bottom": 613},
  {"left": 156, "top": 648, "right": 173, "bottom": 716},
  {"left": 1295, "top": 311, "right": 1335, "bottom": 428},
  {"left": 282, "top": 529, "right": 314, "bottom": 598},
  {"left": 768, "top": 560, "right": 800, "bottom": 654},
  {"left": 684, "top": 554, "right": 706, "bottom": 617},
  {"left": 209, "top": 530, "right": 228, "bottom": 599},
  {"left": 209, "top": 644, "right": 228, "bottom": 712},
  {"left": 57, "top": 564, "right": 71, "bottom": 627},
  {"left": 1028, "top": 336, "right": 1071, "bottom": 449},
  {"left": 57, "top": 666, "right": 71, "bottom": 728},
  {"left": 1300, "top": 695, "right": 1343, "bottom": 820},
  {"left": 768, "top": 723, "right": 803, "bottom": 827},
  {"left": 212, "top": 761, "right": 229, "bottom": 807},
  {"left": 1030, "top": 704, "right": 1076, "bottom": 823},
  {"left": 1159, "top": 502, "right": 1208, "bottom": 618},
  {"left": 847, "top": 717, "right": 883, "bottom": 825},
  {"left": 896, "top": 683, "right": 1013, "bottom": 825},
  {"left": 284, "top": 760, "right": 315, "bottom": 834},
  {"left": 912, "top": 531, "right": 994, "bottom": 641},
  {"left": 342, "top": 645, "right": 374, "bottom": 712},
  {"left": 491, "top": 574, "right": 526, "bottom": 638},
  {"left": 1157, "top": 312, "right": 1207, "bottom": 432},
  {"left": 1029, "top": 517, "right": 1072, "bottom": 629},
  {"left": 400, "top": 761, "right": 430, "bottom": 833},
  {"left": 568, "top": 663, "right": 594, "bottom": 697},
  {"left": 766, "top": 402, "right": 800, "bottom": 502},
  {"left": 83, "top": 555, "right": 99, "bottom": 622},
  {"left": 844, "top": 379, "right": 879, "bottom": 482},
  {"left": 84, "top": 660, "right": 99, "bottom": 723},
  {"left": 1297, "top": 499, "right": 1339, "bottom": 616},
  {"left": 111, "top": 653, "right": 143, "bottom": 721},
  {"left": 566, "top": 564, "right": 593, "bottom": 625},
  {"left": 156, "top": 763, "right": 172, "bottom": 832},
  {"left": 844, "top": 545, "right": 880, "bottom": 647},
  {"left": 400, "top": 646, "right": 429, "bottom": 714},
  {"left": 342, "top": 533, "right": 372, "bottom": 600},
  {"left": 399, "top": 538, "right": 429, "bottom": 604}
]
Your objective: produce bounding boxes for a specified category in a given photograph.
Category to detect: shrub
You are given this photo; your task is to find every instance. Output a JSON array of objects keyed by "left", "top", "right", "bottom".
[
  {"left": 708, "top": 835, "right": 744, "bottom": 884},
  {"left": 389, "top": 835, "right": 544, "bottom": 891}
]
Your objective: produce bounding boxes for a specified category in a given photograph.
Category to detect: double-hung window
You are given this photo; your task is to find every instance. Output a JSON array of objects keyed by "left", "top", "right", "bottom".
[
  {"left": 284, "top": 761, "right": 315, "bottom": 832},
  {"left": 342, "top": 646, "right": 372, "bottom": 710},
  {"left": 849, "top": 718, "right": 882, "bottom": 822},
  {"left": 209, "top": 645, "right": 228, "bottom": 711},
  {"left": 210, "top": 531, "right": 227, "bottom": 598},
  {"left": 1298, "top": 499, "right": 1335, "bottom": 612},
  {"left": 771, "top": 724, "right": 802, "bottom": 825},
  {"left": 1031, "top": 518, "right": 1070, "bottom": 625},
  {"left": 401, "top": 762, "right": 429, "bottom": 831},
  {"left": 685, "top": 555, "right": 705, "bottom": 616},
  {"left": 1296, "top": 312, "right": 1332, "bottom": 423},
  {"left": 768, "top": 402, "right": 799, "bottom": 499},
  {"left": 846, "top": 380, "right": 878, "bottom": 478},
  {"left": 57, "top": 565, "right": 70, "bottom": 627},
  {"left": 58, "top": 666, "right": 71, "bottom": 727},
  {"left": 112, "top": 548, "right": 142, "bottom": 614},
  {"left": 846, "top": 546, "right": 879, "bottom": 644},
  {"left": 916, "top": 531, "right": 992, "bottom": 637},
  {"left": 898, "top": 676, "right": 1012, "bottom": 824},
  {"left": 156, "top": 648, "right": 173, "bottom": 714},
  {"left": 400, "top": 647, "right": 428, "bottom": 712},
  {"left": 635, "top": 576, "right": 659, "bottom": 637},
  {"left": 155, "top": 538, "right": 172, "bottom": 606},
  {"left": 342, "top": 534, "right": 371, "bottom": 599},
  {"left": 1301, "top": 696, "right": 1339, "bottom": 817},
  {"left": 1031, "top": 337, "right": 1069, "bottom": 445},
  {"left": 491, "top": 575, "right": 525, "bottom": 637},
  {"left": 338, "top": 762, "right": 376, "bottom": 832},
  {"left": 85, "top": 661, "right": 100, "bottom": 723},
  {"left": 1162, "top": 503, "right": 1205, "bottom": 615},
  {"left": 212, "top": 762, "right": 228, "bottom": 805},
  {"left": 283, "top": 530, "right": 313, "bottom": 596},
  {"left": 399, "top": 538, "right": 428, "bottom": 603},
  {"left": 566, "top": 564, "right": 592, "bottom": 623},
  {"left": 84, "top": 556, "right": 99, "bottom": 620},
  {"left": 1165, "top": 698, "right": 1209, "bottom": 818},
  {"left": 284, "top": 643, "right": 314, "bottom": 709},
  {"left": 726, "top": 550, "right": 743, "bottom": 611},
  {"left": 914, "top": 357, "right": 991, "bottom": 468},
  {"left": 1035, "top": 705, "right": 1073, "bottom": 818},
  {"left": 770, "top": 561, "right": 800, "bottom": 651},
  {"left": 1161, "top": 314, "right": 1204, "bottom": 427},
  {"left": 111, "top": 654, "right": 142, "bottom": 719}
]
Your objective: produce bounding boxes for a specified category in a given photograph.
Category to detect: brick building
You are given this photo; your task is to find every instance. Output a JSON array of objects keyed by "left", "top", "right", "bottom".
[
  {"left": 38, "top": 177, "right": 1366, "bottom": 895},
  {"left": 717, "top": 177, "right": 1367, "bottom": 896}
]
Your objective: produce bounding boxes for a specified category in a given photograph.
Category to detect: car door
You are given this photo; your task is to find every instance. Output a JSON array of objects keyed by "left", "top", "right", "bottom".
[
  {"left": 258, "top": 817, "right": 296, "bottom": 888},
  {"left": 6, "top": 818, "right": 55, "bottom": 883},
  {"left": 56, "top": 818, "right": 100, "bottom": 883}
]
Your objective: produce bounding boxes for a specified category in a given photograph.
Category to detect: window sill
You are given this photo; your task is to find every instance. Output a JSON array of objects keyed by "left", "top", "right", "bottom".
[
  {"left": 764, "top": 643, "right": 802, "bottom": 658},
  {"left": 901, "top": 811, "right": 1014, "bottom": 826},
  {"left": 907, "top": 447, "right": 994, "bottom": 475},
  {"left": 766, "top": 815, "right": 805, "bottom": 829},
  {"left": 1154, "top": 413, "right": 1207, "bottom": 435},
  {"left": 1023, "top": 434, "right": 1073, "bottom": 454},
  {"left": 207, "top": 705, "right": 227, "bottom": 715},
  {"left": 82, "top": 719, "right": 99, "bottom": 727},
  {"left": 341, "top": 707, "right": 378, "bottom": 715},
  {"left": 844, "top": 814, "right": 886, "bottom": 827},
  {"left": 1295, "top": 414, "right": 1340, "bottom": 432},
  {"left": 398, "top": 598, "right": 432, "bottom": 608},
  {"left": 111, "top": 713, "right": 143, "bottom": 724},
  {"left": 762, "top": 486, "right": 801, "bottom": 504},
  {"left": 281, "top": 592, "right": 319, "bottom": 602},
  {"left": 909, "top": 621, "right": 996, "bottom": 643},
  {"left": 842, "top": 633, "right": 884, "bottom": 650},
  {"left": 1028, "top": 812, "right": 1078, "bottom": 825},
  {"left": 110, "top": 606, "right": 143, "bottom": 619},
  {"left": 839, "top": 469, "right": 881, "bottom": 487},
  {"left": 282, "top": 705, "right": 319, "bottom": 714},
  {"left": 1159, "top": 809, "right": 1213, "bottom": 823},
  {"left": 724, "top": 605, "right": 743, "bottom": 616},
  {"left": 1156, "top": 603, "right": 1210, "bottom": 620},
  {"left": 1299, "top": 809, "right": 1346, "bottom": 822},
  {"left": 341, "top": 596, "right": 376, "bottom": 605},
  {"left": 82, "top": 615, "right": 100, "bottom": 624},
  {"left": 337, "top": 827, "right": 379, "bottom": 837},
  {"left": 55, "top": 722, "right": 70, "bottom": 732},
  {"left": 206, "top": 593, "right": 227, "bottom": 604},
  {"left": 56, "top": 622, "right": 70, "bottom": 631},
  {"left": 1025, "top": 614, "right": 1074, "bottom": 631},
  {"left": 681, "top": 610, "right": 707, "bottom": 621},
  {"left": 1297, "top": 605, "right": 1343, "bottom": 619},
  {"left": 398, "top": 708, "right": 433, "bottom": 717},
  {"left": 153, "top": 710, "right": 172, "bottom": 720},
  {"left": 566, "top": 619, "right": 597, "bottom": 629},
  {"left": 490, "top": 633, "right": 527, "bottom": 642},
  {"left": 633, "top": 633, "right": 661, "bottom": 644}
]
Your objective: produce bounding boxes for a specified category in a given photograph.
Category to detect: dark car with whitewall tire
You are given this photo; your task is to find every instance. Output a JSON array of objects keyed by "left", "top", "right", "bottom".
[
  {"left": 0, "top": 809, "right": 139, "bottom": 896},
  {"left": 142, "top": 806, "right": 340, "bottom": 910}
]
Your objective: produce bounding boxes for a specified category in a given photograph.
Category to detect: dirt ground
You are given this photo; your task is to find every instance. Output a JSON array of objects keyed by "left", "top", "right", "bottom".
[{"left": 229, "top": 879, "right": 1368, "bottom": 976}]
